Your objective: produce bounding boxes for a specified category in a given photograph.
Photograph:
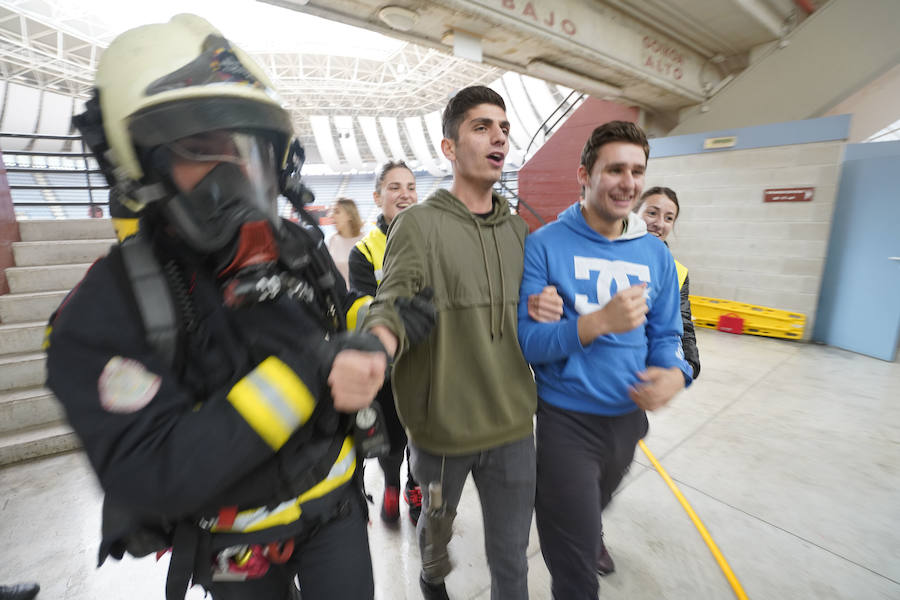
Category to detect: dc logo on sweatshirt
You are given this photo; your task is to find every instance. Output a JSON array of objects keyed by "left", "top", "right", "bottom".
[{"left": 572, "top": 257, "right": 651, "bottom": 314}]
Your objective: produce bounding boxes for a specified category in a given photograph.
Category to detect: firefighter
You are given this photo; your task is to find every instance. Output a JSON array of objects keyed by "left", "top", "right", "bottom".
[{"left": 45, "top": 14, "right": 431, "bottom": 600}]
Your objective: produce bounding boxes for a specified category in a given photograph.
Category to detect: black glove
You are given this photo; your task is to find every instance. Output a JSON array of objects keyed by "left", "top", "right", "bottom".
[{"left": 394, "top": 287, "right": 436, "bottom": 347}]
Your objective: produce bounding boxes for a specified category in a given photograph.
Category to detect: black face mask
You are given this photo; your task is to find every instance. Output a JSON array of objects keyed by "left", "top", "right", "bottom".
[{"left": 163, "top": 161, "right": 278, "bottom": 254}]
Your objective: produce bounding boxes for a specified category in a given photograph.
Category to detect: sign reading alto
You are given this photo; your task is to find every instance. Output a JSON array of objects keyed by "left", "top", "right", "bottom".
[
  {"left": 763, "top": 187, "right": 815, "bottom": 202},
  {"left": 641, "top": 35, "right": 684, "bottom": 81}
]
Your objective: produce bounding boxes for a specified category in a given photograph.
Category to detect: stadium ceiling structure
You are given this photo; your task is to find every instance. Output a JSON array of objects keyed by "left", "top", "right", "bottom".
[
  {"left": 269, "top": 0, "right": 829, "bottom": 130},
  {"left": 0, "top": 0, "right": 581, "bottom": 173}
]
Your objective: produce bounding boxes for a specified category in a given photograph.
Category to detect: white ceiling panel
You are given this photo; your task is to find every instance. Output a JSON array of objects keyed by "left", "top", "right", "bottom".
[
  {"left": 378, "top": 117, "right": 409, "bottom": 162},
  {"left": 1, "top": 83, "right": 41, "bottom": 150},
  {"left": 333, "top": 115, "right": 366, "bottom": 171},
  {"left": 309, "top": 115, "right": 343, "bottom": 171},
  {"left": 403, "top": 116, "right": 444, "bottom": 176},
  {"left": 33, "top": 91, "right": 74, "bottom": 152},
  {"left": 358, "top": 116, "right": 389, "bottom": 167}
]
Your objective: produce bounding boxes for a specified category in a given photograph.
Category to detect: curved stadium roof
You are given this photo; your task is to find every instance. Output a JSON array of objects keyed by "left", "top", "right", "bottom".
[{"left": 0, "top": 0, "right": 580, "bottom": 172}]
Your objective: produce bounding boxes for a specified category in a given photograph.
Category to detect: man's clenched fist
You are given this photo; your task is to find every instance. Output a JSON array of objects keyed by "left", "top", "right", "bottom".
[{"left": 328, "top": 349, "right": 387, "bottom": 413}]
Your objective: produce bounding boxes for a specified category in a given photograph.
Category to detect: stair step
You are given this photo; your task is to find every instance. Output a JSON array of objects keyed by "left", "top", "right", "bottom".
[
  {"left": 6, "top": 263, "right": 93, "bottom": 293},
  {"left": 0, "top": 352, "right": 46, "bottom": 392},
  {"left": 12, "top": 239, "right": 114, "bottom": 267},
  {"left": 0, "top": 387, "right": 63, "bottom": 434},
  {"left": 0, "top": 421, "right": 80, "bottom": 466},
  {"left": 0, "top": 290, "right": 68, "bottom": 324},
  {"left": 0, "top": 321, "right": 46, "bottom": 355},
  {"left": 18, "top": 218, "right": 115, "bottom": 242}
]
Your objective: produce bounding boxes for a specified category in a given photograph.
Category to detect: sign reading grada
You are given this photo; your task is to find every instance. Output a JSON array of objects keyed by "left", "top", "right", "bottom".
[{"left": 763, "top": 187, "right": 815, "bottom": 202}]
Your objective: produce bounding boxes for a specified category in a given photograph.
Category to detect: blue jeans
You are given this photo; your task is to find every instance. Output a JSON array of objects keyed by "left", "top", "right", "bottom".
[{"left": 409, "top": 434, "right": 536, "bottom": 600}]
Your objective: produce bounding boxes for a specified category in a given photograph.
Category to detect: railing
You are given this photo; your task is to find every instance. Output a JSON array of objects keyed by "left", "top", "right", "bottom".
[
  {"left": 524, "top": 90, "right": 585, "bottom": 160},
  {"left": 495, "top": 171, "right": 546, "bottom": 226},
  {"left": 493, "top": 91, "right": 584, "bottom": 226},
  {"left": 1, "top": 132, "right": 109, "bottom": 219}
]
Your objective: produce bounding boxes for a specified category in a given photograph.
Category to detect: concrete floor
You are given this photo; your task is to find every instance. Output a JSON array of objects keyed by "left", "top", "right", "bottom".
[{"left": 1, "top": 328, "right": 898, "bottom": 599}]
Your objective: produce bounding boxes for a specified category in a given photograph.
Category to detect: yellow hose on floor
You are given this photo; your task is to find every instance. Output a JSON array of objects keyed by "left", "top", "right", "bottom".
[{"left": 638, "top": 439, "right": 749, "bottom": 600}]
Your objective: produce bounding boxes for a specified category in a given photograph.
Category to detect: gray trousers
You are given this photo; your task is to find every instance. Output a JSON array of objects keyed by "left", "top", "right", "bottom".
[{"left": 409, "top": 434, "right": 536, "bottom": 600}]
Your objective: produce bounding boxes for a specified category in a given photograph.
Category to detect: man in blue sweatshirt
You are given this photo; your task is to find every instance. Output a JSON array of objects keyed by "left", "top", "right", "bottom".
[{"left": 518, "top": 121, "right": 692, "bottom": 599}]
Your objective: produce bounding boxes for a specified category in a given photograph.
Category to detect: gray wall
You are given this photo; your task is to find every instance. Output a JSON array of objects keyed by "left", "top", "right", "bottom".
[{"left": 647, "top": 116, "right": 849, "bottom": 338}]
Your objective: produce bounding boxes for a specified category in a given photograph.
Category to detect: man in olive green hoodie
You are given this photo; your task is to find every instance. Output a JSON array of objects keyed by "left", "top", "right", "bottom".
[{"left": 364, "top": 86, "right": 541, "bottom": 600}]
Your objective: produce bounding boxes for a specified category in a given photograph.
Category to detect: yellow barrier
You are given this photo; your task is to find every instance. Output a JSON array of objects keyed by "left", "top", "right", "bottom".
[{"left": 689, "top": 295, "right": 805, "bottom": 340}]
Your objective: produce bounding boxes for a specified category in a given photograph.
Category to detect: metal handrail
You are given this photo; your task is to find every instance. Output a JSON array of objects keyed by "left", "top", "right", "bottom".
[
  {"left": 8, "top": 184, "right": 108, "bottom": 190},
  {"left": 496, "top": 89, "right": 584, "bottom": 226},
  {"left": 494, "top": 175, "right": 546, "bottom": 226},
  {"left": 0, "top": 132, "right": 82, "bottom": 140},
  {"left": 12, "top": 201, "right": 109, "bottom": 206},
  {"left": 524, "top": 90, "right": 585, "bottom": 159},
  {"left": 3, "top": 167, "right": 103, "bottom": 174},
  {"left": 2, "top": 132, "right": 109, "bottom": 214},
  {"left": 2, "top": 150, "right": 93, "bottom": 157}
]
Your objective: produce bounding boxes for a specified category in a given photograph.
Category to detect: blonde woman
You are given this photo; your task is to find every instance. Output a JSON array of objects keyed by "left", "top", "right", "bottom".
[{"left": 326, "top": 197, "right": 364, "bottom": 283}]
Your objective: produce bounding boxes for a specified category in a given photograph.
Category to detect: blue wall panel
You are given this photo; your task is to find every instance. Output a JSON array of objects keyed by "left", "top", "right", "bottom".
[
  {"left": 650, "top": 114, "right": 851, "bottom": 158},
  {"left": 813, "top": 140, "right": 900, "bottom": 360}
]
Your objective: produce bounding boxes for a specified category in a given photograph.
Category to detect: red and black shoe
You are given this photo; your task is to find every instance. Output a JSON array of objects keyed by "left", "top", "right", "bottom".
[
  {"left": 381, "top": 485, "right": 400, "bottom": 523},
  {"left": 404, "top": 479, "right": 423, "bottom": 525}
]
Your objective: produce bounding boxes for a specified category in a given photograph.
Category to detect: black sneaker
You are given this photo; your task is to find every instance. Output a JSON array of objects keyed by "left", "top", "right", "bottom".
[
  {"left": 597, "top": 540, "right": 616, "bottom": 576},
  {"left": 0, "top": 583, "right": 40, "bottom": 600},
  {"left": 419, "top": 574, "right": 450, "bottom": 600},
  {"left": 404, "top": 479, "right": 423, "bottom": 525}
]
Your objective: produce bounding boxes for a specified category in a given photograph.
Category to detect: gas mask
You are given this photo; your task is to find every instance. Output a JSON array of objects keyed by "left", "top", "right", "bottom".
[
  {"left": 161, "top": 130, "right": 280, "bottom": 254},
  {"left": 158, "top": 130, "right": 286, "bottom": 306}
]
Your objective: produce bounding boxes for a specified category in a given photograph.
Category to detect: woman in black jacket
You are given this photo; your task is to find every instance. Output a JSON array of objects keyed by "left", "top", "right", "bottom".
[{"left": 636, "top": 187, "right": 701, "bottom": 379}]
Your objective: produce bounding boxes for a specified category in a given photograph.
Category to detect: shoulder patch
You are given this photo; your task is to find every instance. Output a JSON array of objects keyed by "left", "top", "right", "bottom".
[{"left": 98, "top": 356, "right": 161, "bottom": 413}]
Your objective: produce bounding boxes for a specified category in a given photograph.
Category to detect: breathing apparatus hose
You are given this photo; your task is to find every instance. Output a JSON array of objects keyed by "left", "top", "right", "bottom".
[{"left": 638, "top": 439, "right": 749, "bottom": 600}]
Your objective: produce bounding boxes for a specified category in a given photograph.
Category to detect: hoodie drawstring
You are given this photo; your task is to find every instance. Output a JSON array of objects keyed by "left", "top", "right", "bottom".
[
  {"left": 492, "top": 227, "right": 506, "bottom": 338},
  {"left": 476, "top": 224, "right": 497, "bottom": 340}
]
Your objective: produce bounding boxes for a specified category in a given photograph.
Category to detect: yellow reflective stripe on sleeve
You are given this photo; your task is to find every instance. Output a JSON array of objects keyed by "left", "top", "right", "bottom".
[
  {"left": 296, "top": 435, "right": 357, "bottom": 504},
  {"left": 227, "top": 356, "right": 316, "bottom": 450},
  {"left": 356, "top": 239, "right": 374, "bottom": 264},
  {"left": 113, "top": 217, "right": 140, "bottom": 242},
  {"left": 675, "top": 260, "right": 689, "bottom": 290},
  {"left": 213, "top": 436, "right": 357, "bottom": 533},
  {"left": 346, "top": 295, "right": 373, "bottom": 331},
  {"left": 42, "top": 325, "right": 52, "bottom": 350},
  {"left": 355, "top": 229, "right": 386, "bottom": 277}
]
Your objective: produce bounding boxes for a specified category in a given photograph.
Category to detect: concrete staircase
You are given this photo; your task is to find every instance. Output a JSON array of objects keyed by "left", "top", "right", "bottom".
[{"left": 0, "top": 218, "right": 115, "bottom": 465}]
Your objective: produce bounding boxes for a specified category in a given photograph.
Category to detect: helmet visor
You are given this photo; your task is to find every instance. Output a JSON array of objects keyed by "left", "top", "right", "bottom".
[
  {"left": 167, "top": 130, "right": 278, "bottom": 216},
  {"left": 162, "top": 130, "right": 280, "bottom": 252}
]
